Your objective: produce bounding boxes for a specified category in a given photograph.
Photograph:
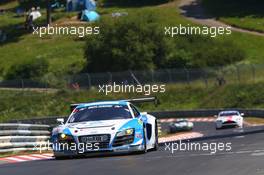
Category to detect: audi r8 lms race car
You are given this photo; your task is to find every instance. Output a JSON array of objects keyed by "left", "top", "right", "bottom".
[
  {"left": 51, "top": 97, "right": 159, "bottom": 159},
  {"left": 169, "top": 119, "right": 194, "bottom": 133},
  {"left": 215, "top": 111, "right": 244, "bottom": 129}
]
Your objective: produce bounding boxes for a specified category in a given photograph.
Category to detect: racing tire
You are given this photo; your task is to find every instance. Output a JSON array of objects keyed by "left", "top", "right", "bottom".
[
  {"left": 54, "top": 156, "right": 67, "bottom": 160},
  {"left": 216, "top": 124, "right": 222, "bottom": 130},
  {"left": 139, "top": 125, "right": 147, "bottom": 154},
  {"left": 143, "top": 126, "right": 147, "bottom": 153},
  {"left": 152, "top": 121, "right": 159, "bottom": 151},
  {"left": 238, "top": 123, "right": 243, "bottom": 129}
]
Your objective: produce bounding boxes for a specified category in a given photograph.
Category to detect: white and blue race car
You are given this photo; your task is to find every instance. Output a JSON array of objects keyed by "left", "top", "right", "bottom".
[{"left": 51, "top": 97, "right": 159, "bottom": 159}]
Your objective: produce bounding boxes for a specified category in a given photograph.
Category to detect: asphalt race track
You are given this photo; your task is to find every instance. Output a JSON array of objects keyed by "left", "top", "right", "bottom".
[{"left": 0, "top": 129, "right": 264, "bottom": 175}]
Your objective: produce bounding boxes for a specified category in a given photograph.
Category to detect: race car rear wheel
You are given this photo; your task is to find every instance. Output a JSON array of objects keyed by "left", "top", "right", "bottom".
[{"left": 153, "top": 121, "right": 159, "bottom": 151}]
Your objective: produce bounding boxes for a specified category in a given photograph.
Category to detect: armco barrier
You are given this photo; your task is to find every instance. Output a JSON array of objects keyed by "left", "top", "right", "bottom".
[
  {"left": 9, "top": 117, "right": 66, "bottom": 125},
  {"left": 0, "top": 123, "right": 51, "bottom": 153}
]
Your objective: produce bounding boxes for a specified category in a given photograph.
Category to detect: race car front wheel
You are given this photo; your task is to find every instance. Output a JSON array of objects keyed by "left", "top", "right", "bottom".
[{"left": 138, "top": 125, "right": 147, "bottom": 154}]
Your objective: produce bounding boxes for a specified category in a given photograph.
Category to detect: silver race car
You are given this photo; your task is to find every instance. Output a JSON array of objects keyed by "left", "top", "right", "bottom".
[{"left": 169, "top": 119, "right": 194, "bottom": 133}]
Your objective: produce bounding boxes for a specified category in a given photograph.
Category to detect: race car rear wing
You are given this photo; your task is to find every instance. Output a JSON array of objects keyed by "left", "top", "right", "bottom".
[
  {"left": 122, "top": 96, "right": 159, "bottom": 106},
  {"left": 70, "top": 96, "right": 159, "bottom": 112}
]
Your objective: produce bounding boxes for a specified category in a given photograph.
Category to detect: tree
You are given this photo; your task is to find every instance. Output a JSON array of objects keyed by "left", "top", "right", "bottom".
[
  {"left": 46, "top": 0, "right": 52, "bottom": 25},
  {"left": 5, "top": 58, "right": 49, "bottom": 80},
  {"left": 84, "top": 13, "right": 170, "bottom": 72}
]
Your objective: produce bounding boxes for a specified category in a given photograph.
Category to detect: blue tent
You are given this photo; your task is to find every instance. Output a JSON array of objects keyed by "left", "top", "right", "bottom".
[
  {"left": 81, "top": 10, "right": 100, "bottom": 22},
  {"left": 66, "top": 0, "right": 96, "bottom": 11}
]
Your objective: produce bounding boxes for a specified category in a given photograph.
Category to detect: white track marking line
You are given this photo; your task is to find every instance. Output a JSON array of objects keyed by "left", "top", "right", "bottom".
[{"left": 251, "top": 152, "right": 264, "bottom": 156}]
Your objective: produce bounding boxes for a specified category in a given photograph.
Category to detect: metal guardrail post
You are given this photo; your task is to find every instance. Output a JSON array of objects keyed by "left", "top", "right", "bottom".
[
  {"left": 166, "top": 69, "right": 172, "bottom": 83},
  {"left": 204, "top": 77, "right": 208, "bottom": 88},
  {"left": 86, "top": 73, "right": 91, "bottom": 88},
  {"left": 151, "top": 70, "right": 154, "bottom": 83},
  {"left": 251, "top": 64, "right": 256, "bottom": 83},
  {"left": 184, "top": 68, "right": 190, "bottom": 85},
  {"left": 108, "top": 72, "right": 112, "bottom": 84},
  {"left": 235, "top": 65, "right": 241, "bottom": 83},
  {"left": 21, "top": 79, "right": 24, "bottom": 89}
]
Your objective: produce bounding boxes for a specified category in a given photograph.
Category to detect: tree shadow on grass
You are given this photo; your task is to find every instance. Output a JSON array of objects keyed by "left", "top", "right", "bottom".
[
  {"left": 1, "top": 23, "right": 30, "bottom": 46},
  {"left": 0, "top": 15, "right": 48, "bottom": 46},
  {"left": 0, "top": 8, "right": 71, "bottom": 46},
  {"left": 0, "top": 2, "right": 36, "bottom": 46},
  {"left": 0, "top": 0, "right": 16, "bottom": 6},
  {"left": 102, "top": 0, "right": 170, "bottom": 8}
]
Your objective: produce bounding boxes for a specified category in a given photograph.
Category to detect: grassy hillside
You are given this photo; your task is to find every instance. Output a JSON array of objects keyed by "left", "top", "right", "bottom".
[
  {"left": 1, "top": 0, "right": 264, "bottom": 78},
  {"left": 1, "top": 82, "right": 264, "bottom": 122},
  {"left": 1, "top": 1, "right": 264, "bottom": 122}
]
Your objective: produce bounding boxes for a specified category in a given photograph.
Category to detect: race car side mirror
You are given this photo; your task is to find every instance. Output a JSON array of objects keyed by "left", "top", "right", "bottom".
[
  {"left": 241, "top": 113, "right": 244, "bottom": 116},
  {"left": 57, "top": 118, "right": 64, "bottom": 125}
]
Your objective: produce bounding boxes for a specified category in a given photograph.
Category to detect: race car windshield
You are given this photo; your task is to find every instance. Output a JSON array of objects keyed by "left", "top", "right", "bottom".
[
  {"left": 68, "top": 105, "right": 132, "bottom": 123},
  {"left": 220, "top": 112, "right": 239, "bottom": 116}
]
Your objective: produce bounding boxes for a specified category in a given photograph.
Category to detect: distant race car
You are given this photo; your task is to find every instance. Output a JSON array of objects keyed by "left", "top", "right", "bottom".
[
  {"left": 215, "top": 111, "right": 244, "bottom": 129},
  {"left": 51, "top": 97, "right": 159, "bottom": 159},
  {"left": 169, "top": 119, "right": 194, "bottom": 133}
]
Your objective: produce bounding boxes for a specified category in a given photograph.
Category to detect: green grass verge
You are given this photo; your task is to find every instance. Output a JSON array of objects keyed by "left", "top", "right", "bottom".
[
  {"left": 245, "top": 117, "right": 264, "bottom": 125},
  {"left": 1, "top": 82, "right": 264, "bottom": 122}
]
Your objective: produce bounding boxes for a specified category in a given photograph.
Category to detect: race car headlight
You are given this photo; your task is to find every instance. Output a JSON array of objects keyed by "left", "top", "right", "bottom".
[
  {"left": 116, "top": 128, "right": 134, "bottom": 137},
  {"left": 188, "top": 123, "right": 194, "bottom": 127},
  {"left": 60, "top": 133, "right": 66, "bottom": 139},
  {"left": 58, "top": 133, "right": 74, "bottom": 141}
]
